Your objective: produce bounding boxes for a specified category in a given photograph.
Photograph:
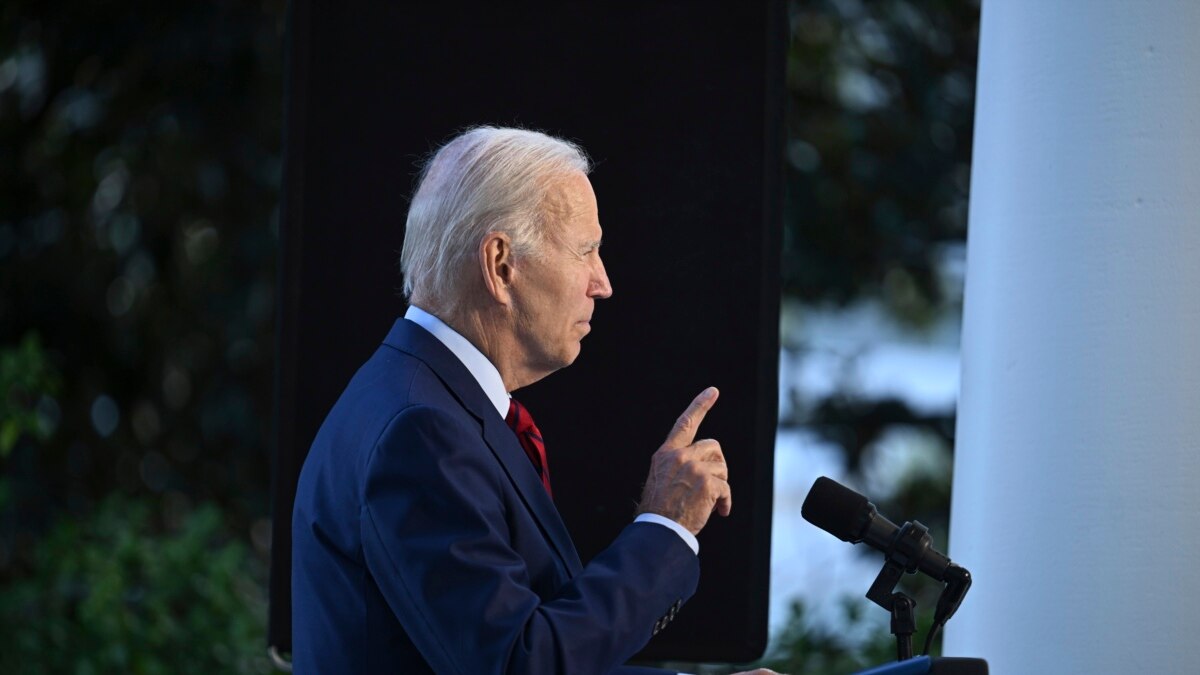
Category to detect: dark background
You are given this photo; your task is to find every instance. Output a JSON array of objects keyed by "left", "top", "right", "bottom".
[
  {"left": 273, "top": 0, "right": 782, "bottom": 662},
  {"left": 0, "top": 1, "right": 978, "bottom": 672}
]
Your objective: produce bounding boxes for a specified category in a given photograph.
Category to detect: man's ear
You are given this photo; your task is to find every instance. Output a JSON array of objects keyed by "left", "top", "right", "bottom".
[{"left": 479, "top": 232, "right": 515, "bottom": 305}]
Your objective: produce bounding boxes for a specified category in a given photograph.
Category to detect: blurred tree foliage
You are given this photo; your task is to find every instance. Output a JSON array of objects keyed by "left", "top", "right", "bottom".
[
  {"left": 1, "top": 0, "right": 285, "bottom": 666},
  {"left": 0, "top": 494, "right": 270, "bottom": 674},
  {"left": 763, "top": 599, "right": 903, "bottom": 673},
  {"left": 0, "top": 332, "right": 60, "bottom": 457},
  {"left": 0, "top": 0, "right": 283, "bottom": 553},
  {"left": 783, "top": 0, "right": 977, "bottom": 323},
  {"left": 766, "top": 0, "right": 979, "bottom": 670},
  {"left": 783, "top": 0, "right": 977, "bottom": 535}
]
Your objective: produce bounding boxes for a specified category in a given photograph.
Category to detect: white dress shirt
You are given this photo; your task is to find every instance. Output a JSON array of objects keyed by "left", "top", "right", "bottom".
[{"left": 404, "top": 305, "right": 700, "bottom": 555}]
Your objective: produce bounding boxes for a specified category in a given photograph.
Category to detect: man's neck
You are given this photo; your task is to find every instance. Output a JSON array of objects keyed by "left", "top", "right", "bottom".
[{"left": 428, "top": 304, "right": 543, "bottom": 392}]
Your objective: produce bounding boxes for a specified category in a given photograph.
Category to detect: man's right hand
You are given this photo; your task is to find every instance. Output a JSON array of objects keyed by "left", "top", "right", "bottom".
[{"left": 637, "top": 387, "right": 732, "bottom": 536}]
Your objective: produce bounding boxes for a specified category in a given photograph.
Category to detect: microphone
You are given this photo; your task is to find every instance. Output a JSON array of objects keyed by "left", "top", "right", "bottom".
[
  {"left": 801, "top": 476, "right": 952, "bottom": 581},
  {"left": 801, "top": 476, "right": 972, "bottom": 654}
]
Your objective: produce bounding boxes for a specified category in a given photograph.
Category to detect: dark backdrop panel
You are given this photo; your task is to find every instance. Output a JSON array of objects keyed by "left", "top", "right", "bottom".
[{"left": 272, "top": 0, "right": 784, "bottom": 663}]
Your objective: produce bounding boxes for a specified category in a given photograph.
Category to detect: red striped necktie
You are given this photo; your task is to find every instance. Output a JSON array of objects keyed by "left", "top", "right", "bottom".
[{"left": 506, "top": 398, "right": 552, "bottom": 498}]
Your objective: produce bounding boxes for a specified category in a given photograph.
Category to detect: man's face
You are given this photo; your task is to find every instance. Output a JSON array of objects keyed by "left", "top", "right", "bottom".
[{"left": 510, "top": 171, "right": 613, "bottom": 376}]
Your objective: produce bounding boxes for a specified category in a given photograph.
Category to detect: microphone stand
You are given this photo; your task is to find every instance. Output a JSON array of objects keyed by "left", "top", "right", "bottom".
[
  {"left": 856, "top": 522, "right": 988, "bottom": 674},
  {"left": 865, "top": 519, "right": 938, "bottom": 661},
  {"left": 866, "top": 559, "right": 916, "bottom": 661}
]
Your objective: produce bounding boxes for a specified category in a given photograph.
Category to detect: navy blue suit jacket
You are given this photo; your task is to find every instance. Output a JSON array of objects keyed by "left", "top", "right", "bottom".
[{"left": 292, "top": 318, "right": 701, "bottom": 673}]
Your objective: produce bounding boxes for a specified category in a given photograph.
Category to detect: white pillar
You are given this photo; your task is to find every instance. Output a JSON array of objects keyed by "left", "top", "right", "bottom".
[{"left": 946, "top": 1, "right": 1200, "bottom": 672}]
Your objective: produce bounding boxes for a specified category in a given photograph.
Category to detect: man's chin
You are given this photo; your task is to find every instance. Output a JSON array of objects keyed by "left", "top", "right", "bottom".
[
  {"left": 528, "top": 347, "right": 582, "bottom": 380},
  {"left": 560, "top": 343, "right": 584, "bottom": 368},
  {"left": 560, "top": 348, "right": 581, "bottom": 368}
]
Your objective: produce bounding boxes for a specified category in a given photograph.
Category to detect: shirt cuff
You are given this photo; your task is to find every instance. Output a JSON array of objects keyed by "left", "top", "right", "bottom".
[{"left": 633, "top": 513, "right": 699, "bottom": 555}]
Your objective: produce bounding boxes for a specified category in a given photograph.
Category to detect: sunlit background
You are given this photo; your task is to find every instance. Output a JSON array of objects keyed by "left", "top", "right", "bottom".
[{"left": 0, "top": 1, "right": 978, "bottom": 672}]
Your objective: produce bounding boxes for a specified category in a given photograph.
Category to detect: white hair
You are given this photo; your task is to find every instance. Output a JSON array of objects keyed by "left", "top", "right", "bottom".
[{"left": 400, "top": 126, "right": 591, "bottom": 312}]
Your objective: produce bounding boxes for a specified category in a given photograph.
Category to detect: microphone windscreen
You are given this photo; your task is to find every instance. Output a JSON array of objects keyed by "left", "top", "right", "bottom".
[{"left": 801, "top": 476, "right": 870, "bottom": 542}]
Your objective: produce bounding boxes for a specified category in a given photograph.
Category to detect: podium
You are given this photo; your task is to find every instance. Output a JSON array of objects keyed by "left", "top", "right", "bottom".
[{"left": 852, "top": 656, "right": 988, "bottom": 675}]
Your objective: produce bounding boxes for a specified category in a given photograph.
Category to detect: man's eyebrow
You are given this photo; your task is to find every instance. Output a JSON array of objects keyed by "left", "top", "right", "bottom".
[{"left": 562, "top": 238, "right": 602, "bottom": 259}]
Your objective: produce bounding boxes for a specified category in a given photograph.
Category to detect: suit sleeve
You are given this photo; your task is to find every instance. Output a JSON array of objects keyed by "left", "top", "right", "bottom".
[{"left": 360, "top": 405, "right": 700, "bottom": 675}]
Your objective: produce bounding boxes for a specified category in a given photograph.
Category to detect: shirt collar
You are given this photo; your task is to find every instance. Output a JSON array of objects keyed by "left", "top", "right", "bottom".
[{"left": 404, "top": 305, "right": 510, "bottom": 420}]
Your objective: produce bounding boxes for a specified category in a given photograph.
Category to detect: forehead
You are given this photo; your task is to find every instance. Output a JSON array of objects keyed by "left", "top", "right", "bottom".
[
  {"left": 554, "top": 171, "right": 597, "bottom": 224},
  {"left": 544, "top": 171, "right": 601, "bottom": 241}
]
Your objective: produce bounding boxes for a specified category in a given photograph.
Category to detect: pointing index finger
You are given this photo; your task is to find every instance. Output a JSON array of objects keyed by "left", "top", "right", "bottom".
[{"left": 664, "top": 386, "right": 719, "bottom": 449}]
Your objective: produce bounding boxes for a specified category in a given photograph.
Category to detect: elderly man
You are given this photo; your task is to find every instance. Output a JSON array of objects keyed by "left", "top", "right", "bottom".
[{"left": 292, "top": 127, "right": 774, "bottom": 674}]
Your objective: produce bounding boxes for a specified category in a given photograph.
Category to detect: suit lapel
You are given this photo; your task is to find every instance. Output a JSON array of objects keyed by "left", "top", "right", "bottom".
[{"left": 383, "top": 318, "right": 584, "bottom": 576}]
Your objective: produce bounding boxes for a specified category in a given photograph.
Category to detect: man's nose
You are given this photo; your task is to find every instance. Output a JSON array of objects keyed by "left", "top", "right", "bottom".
[{"left": 590, "top": 258, "right": 613, "bottom": 299}]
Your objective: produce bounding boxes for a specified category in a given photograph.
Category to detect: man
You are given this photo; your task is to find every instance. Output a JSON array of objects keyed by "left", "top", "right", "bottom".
[{"left": 292, "top": 127, "right": 775, "bottom": 674}]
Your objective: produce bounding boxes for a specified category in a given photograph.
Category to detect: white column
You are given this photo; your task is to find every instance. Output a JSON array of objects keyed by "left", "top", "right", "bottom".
[{"left": 946, "top": 1, "right": 1200, "bottom": 672}]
